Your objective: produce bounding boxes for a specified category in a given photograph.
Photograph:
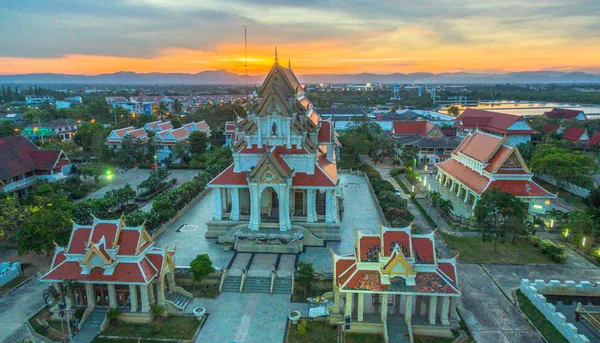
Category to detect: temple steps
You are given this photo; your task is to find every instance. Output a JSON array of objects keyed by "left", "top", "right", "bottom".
[
  {"left": 273, "top": 277, "right": 293, "bottom": 294},
  {"left": 167, "top": 292, "right": 192, "bottom": 309},
  {"left": 222, "top": 276, "right": 243, "bottom": 292},
  {"left": 387, "top": 318, "right": 410, "bottom": 343},
  {"left": 241, "top": 276, "right": 272, "bottom": 293}
]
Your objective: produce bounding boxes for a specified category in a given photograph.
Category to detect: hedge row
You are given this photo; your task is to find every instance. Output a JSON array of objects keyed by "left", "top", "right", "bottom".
[{"left": 410, "top": 195, "right": 438, "bottom": 228}]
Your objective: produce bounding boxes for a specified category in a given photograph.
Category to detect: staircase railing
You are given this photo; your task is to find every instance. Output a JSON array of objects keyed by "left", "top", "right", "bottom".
[
  {"left": 219, "top": 268, "right": 228, "bottom": 293},
  {"left": 290, "top": 272, "right": 295, "bottom": 295},
  {"left": 270, "top": 271, "right": 276, "bottom": 294},
  {"left": 239, "top": 269, "right": 247, "bottom": 293},
  {"left": 406, "top": 317, "right": 414, "bottom": 343},
  {"left": 383, "top": 320, "right": 389, "bottom": 343}
]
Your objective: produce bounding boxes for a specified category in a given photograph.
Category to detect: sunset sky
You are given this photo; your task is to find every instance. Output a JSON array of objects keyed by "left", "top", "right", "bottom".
[{"left": 1, "top": 0, "right": 600, "bottom": 75}]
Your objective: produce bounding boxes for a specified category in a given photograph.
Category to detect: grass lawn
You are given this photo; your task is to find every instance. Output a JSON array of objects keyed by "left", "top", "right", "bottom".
[
  {"left": 175, "top": 273, "right": 220, "bottom": 298},
  {"left": 533, "top": 177, "right": 587, "bottom": 209},
  {"left": 287, "top": 319, "right": 383, "bottom": 343},
  {"left": 28, "top": 307, "right": 70, "bottom": 341},
  {"left": 414, "top": 335, "right": 455, "bottom": 343},
  {"left": 441, "top": 233, "right": 555, "bottom": 264},
  {"left": 516, "top": 290, "right": 569, "bottom": 343},
  {"left": 102, "top": 315, "right": 200, "bottom": 340},
  {"left": 292, "top": 276, "right": 333, "bottom": 302}
]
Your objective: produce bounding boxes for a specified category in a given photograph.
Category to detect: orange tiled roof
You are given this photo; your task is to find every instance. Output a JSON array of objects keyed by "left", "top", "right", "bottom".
[
  {"left": 456, "top": 132, "right": 503, "bottom": 162},
  {"left": 487, "top": 180, "right": 554, "bottom": 198},
  {"left": 437, "top": 159, "right": 490, "bottom": 194}
]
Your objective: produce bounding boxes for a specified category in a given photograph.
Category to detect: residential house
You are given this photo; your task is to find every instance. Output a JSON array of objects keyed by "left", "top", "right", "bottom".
[
  {"left": 105, "top": 127, "right": 148, "bottom": 148},
  {"left": 455, "top": 109, "right": 537, "bottom": 146},
  {"left": 154, "top": 122, "right": 211, "bottom": 163},
  {"left": 436, "top": 131, "right": 555, "bottom": 214},
  {"left": 543, "top": 108, "right": 588, "bottom": 121},
  {"left": 563, "top": 127, "right": 590, "bottom": 143},
  {"left": 143, "top": 121, "right": 173, "bottom": 133},
  {"left": 0, "top": 135, "right": 71, "bottom": 195},
  {"left": 25, "top": 95, "right": 54, "bottom": 105},
  {"left": 25, "top": 119, "right": 80, "bottom": 141},
  {"left": 391, "top": 121, "right": 458, "bottom": 164}
]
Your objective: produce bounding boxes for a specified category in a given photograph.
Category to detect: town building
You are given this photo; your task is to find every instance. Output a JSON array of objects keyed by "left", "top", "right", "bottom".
[
  {"left": 206, "top": 55, "right": 340, "bottom": 252},
  {"left": 330, "top": 225, "right": 460, "bottom": 341},
  {"left": 392, "top": 121, "right": 458, "bottom": 165},
  {"left": 154, "top": 121, "right": 211, "bottom": 163},
  {"left": 543, "top": 108, "right": 588, "bottom": 121},
  {"left": 0, "top": 135, "right": 71, "bottom": 195},
  {"left": 224, "top": 121, "right": 237, "bottom": 148},
  {"left": 41, "top": 218, "right": 190, "bottom": 324},
  {"left": 563, "top": 127, "right": 590, "bottom": 143},
  {"left": 143, "top": 121, "right": 173, "bottom": 133},
  {"left": 25, "top": 95, "right": 55, "bottom": 105},
  {"left": 25, "top": 119, "right": 80, "bottom": 141},
  {"left": 455, "top": 109, "right": 537, "bottom": 146},
  {"left": 377, "top": 110, "right": 420, "bottom": 122},
  {"left": 436, "top": 131, "right": 555, "bottom": 214},
  {"left": 105, "top": 127, "right": 149, "bottom": 148}
]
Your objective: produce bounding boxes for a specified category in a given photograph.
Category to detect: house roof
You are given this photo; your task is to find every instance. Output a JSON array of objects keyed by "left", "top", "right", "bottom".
[
  {"left": 318, "top": 121, "right": 332, "bottom": 143},
  {"left": 563, "top": 127, "right": 588, "bottom": 141},
  {"left": 157, "top": 122, "right": 173, "bottom": 131},
  {"left": 413, "top": 138, "right": 460, "bottom": 149},
  {"left": 543, "top": 108, "right": 585, "bottom": 120},
  {"left": 437, "top": 159, "right": 490, "bottom": 194},
  {"left": 542, "top": 123, "right": 560, "bottom": 133},
  {"left": 457, "top": 109, "right": 536, "bottom": 135},
  {"left": 441, "top": 129, "right": 456, "bottom": 137},
  {"left": 590, "top": 132, "right": 600, "bottom": 146},
  {"left": 455, "top": 132, "right": 503, "bottom": 162},
  {"left": 0, "top": 135, "right": 68, "bottom": 180},
  {"left": 487, "top": 180, "right": 555, "bottom": 198},
  {"left": 208, "top": 164, "right": 248, "bottom": 186},
  {"left": 224, "top": 121, "right": 236, "bottom": 133},
  {"left": 392, "top": 121, "right": 436, "bottom": 137}
]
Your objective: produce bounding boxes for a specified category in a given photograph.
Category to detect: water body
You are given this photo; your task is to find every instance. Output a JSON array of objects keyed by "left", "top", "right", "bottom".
[{"left": 443, "top": 101, "right": 600, "bottom": 116}]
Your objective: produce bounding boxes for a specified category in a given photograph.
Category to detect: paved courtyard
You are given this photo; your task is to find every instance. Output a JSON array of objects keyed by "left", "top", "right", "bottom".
[{"left": 0, "top": 277, "right": 46, "bottom": 343}]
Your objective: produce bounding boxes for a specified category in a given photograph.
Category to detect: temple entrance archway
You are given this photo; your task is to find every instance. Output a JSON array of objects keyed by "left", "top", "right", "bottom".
[{"left": 260, "top": 186, "right": 279, "bottom": 223}]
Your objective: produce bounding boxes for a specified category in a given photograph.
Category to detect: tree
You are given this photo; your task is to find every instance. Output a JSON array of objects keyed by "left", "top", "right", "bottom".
[
  {"left": 0, "top": 121, "right": 18, "bottom": 138},
  {"left": 114, "top": 135, "right": 139, "bottom": 169},
  {"left": 138, "top": 168, "right": 171, "bottom": 193},
  {"left": 173, "top": 99, "right": 183, "bottom": 114},
  {"left": 105, "top": 184, "right": 136, "bottom": 210},
  {"left": 74, "top": 122, "right": 105, "bottom": 152},
  {"left": 400, "top": 146, "right": 419, "bottom": 168},
  {"left": 530, "top": 144, "right": 596, "bottom": 190},
  {"left": 0, "top": 193, "right": 26, "bottom": 251},
  {"left": 189, "top": 254, "right": 214, "bottom": 289},
  {"left": 567, "top": 209, "right": 597, "bottom": 248},
  {"left": 340, "top": 131, "right": 370, "bottom": 163},
  {"left": 296, "top": 262, "right": 315, "bottom": 298},
  {"left": 474, "top": 188, "right": 527, "bottom": 251},
  {"left": 188, "top": 131, "right": 208, "bottom": 156},
  {"left": 447, "top": 105, "right": 460, "bottom": 116},
  {"left": 173, "top": 141, "right": 191, "bottom": 164},
  {"left": 516, "top": 141, "right": 535, "bottom": 164}
]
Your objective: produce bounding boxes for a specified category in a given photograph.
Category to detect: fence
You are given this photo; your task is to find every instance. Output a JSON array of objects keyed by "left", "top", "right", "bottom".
[{"left": 538, "top": 174, "right": 590, "bottom": 198}]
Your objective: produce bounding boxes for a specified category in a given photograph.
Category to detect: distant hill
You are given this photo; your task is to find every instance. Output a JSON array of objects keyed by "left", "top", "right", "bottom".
[{"left": 0, "top": 70, "right": 599, "bottom": 85}]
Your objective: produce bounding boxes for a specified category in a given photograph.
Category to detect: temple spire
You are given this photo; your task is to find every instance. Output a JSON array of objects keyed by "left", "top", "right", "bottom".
[
  {"left": 274, "top": 46, "right": 278, "bottom": 63},
  {"left": 288, "top": 57, "right": 291, "bottom": 69}
]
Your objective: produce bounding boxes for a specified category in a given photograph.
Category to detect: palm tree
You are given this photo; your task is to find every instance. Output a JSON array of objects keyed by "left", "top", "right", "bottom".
[{"left": 439, "top": 199, "right": 454, "bottom": 216}]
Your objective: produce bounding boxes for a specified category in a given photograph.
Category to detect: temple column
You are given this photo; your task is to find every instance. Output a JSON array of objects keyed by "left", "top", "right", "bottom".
[
  {"left": 428, "top": 296, "right": 437, "bottom": 325},
  {"left": 167, "top": 271, "right": 176, "bottom": 290},
  {"left": 357, "top": 293, "right": 364, "bottom": 322},
  {"left": 249, "top": 184, "right": 260, "bottom": 230},
  {"left": 278, "top": 184, "right": 291, "bottom": 231},
  {"left": 472, "top": 196, "right": 479, "bottom": 209},
  {"left": 464, "top": 190, "right": 470, "bottom": 203},
  {"left": 230, "top": 187, "right": 240, "bottom": 221},
  {"left": 140, "top": 285, "right": 150, "bottom": 313},
  {"left": 380, "top": 294, "right": 389, "bottom": 322},
  {"left": 129, "top": 285, "right": 138, "bottom": 312},
  {"left": 450, "top": 297, "right": 459, "bottom": 320},
  {"left": 440, "top": 296, "right": 450, "bottom": 325},
  {"left": 306, "top": 189, "right": 316, "bottom": 223},
  {"left": 332, "top": 287, "right": 340, "bottom": 314},
  {"left": 456, "top": 185, "right": 462, "bottom": 197},
  {"left": 450, "top": 179, "right": 456, "bottom": 192},
  {"left": 419, "top": 296, "right": 427, "bottom": 316},
  {"left": 213, "top": 188, "right": 222, "bottom": 220},
  {"left": 85, "top": 284, "right": 95, "bottom": 310},
  {"left": 405, "top": 295, "right": 414, "bottom": 322},
  {"left": 148, "top": 282, "right": 156, "bottom": 305},
  {"left": 325, "top": 189, "right": 335, "bottom": 223},
  {"left": 345, "top": 292, "right": 353, "bottom": 317},
  {"left": 108, "top": 284, "right": 117, "bottom": 309}
]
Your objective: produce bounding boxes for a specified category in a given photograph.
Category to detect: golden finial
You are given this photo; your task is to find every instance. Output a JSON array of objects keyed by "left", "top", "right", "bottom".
[
  {"left": 288, "top": 57, "right": 291, "bottom": 69},
  {"left": 275, "top": 46, "right": 278, "bottom": 63}
]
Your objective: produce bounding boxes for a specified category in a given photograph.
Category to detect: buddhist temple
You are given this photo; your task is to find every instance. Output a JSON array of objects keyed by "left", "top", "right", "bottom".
[
  {"left": 41, "top": 218, "right": 192, "bottom": 325},
  {"left": 330, "top": 225, "right": 460, "bottom": 341},
  {"left": 206, "top": 53, "right": 340, "bottom": 253},
  {"left": 436, "top": 131, "right": 555, "bottom": 214}
]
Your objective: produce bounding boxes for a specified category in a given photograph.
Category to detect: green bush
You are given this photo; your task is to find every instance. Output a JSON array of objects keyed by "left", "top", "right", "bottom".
[
  {"left": 70, "top": 190, "right": 88, "bottom": 200},
  {"left": 107, "top": 308, "right": 122, "bottom": 323},
  {"left": 390, "top": 168, "right": 406, "bottom": 177},
  {"left": 74, "top": 307, "right": 86, "bottom": 321},
  {"left": 297, "top": 320, "right": 308, "bottom": 335},
  {"left": 539, "top": 239, "right": 566, "bottom": 263}
]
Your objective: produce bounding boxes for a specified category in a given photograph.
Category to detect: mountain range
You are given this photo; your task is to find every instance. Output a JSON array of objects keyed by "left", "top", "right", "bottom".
[{"left": 1, "top": 70, "right": 599, "bottom": 85}]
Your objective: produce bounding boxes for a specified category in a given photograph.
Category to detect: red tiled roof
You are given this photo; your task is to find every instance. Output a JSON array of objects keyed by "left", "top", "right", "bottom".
[
  {"left": 456, "top": 132, "right": 502, "bottom": 162},
  {"left": 90, "top": 223, "right": 118, "bottom": 249},
  {"left": 438, "top": 263, "right": 456, "bottom": 284},
  {"left": 436, "top": 159, "right": 490, "bottom": 194},
  {"left": 147, "top": 253, "right": 165, "bottom": 275},
  {"left": 457, "top": 109, "right": 536, "bottom": 134},
  {"left": 224, "top": 121, "right": 236, "bottom": 133},
  {"left": 272, "top": 152, "right": 291, "bottom": 174},
  {"left": 158, "top": 122, "right": 173, "bottom": 131},
  {"left": 358, "top": 236, "right": 380, "bottom": 262},
  {"left": 52, "top": 251, "right": 66, "bottom": 269},
  {"left": 42, "top": 261, "right": 155, "bottom": 283},
  {"left": 125, "top": 128, "right": 148, "bottom": 138},
  {"left": 169, "top": 127, "right": 189, "bottom": 140},
  {"left": 590, "top": 132, "right": 600, "bottom": 146},
  {"left": 487, "top": 180, "right": 554, "bottom": 198},
  {"left": 116, "top": 230, "right": 140, "bottom": 255},
  {"left": 393, "top": 121, "right": 435, "bottom": 137},
  {"left": 0, "top": 135, "right": 68, "bottom": 180},
  {"left": 483, "top": 146, "right": 512, "bottom": 173},
  {"left": 543, "top": 123, "right": 560, "bottom": 133},
  {"left": 335, "top": 259, "right": 355, "bottom": 281},
  {"left": 293, "top": 164, "right": 337, "bottom": 187},
  {"left": 318, "top": 121, "right": 332, "bottom": 142},
  {"left": 209, "top": 164, "right": 248, "bottom": 186},
  {"left": 318, "top": 155, "right": 337, "bottom": 183},
  {"left": 113, "top": 126, "right": 135, "bottom": 139},
  {"left": 139, "top": 257, "right": 158, "bottom": 282},
  {"left": 338, "top": 265, "right": 357, "bottom": 287},
  {"left": 441, "top": 129, "right": 456, "bottom": 137},
  {"left": 413, "top": 237, "right": 435, "bottom": 264},
  {"left": 563, "top": 127, "right": 587, "bottom": 141},
  {"left": 544, "top": 108, "right": 584, "bottom": 120},
  {"left": 67, "top": 228, "right": 91, "bottom": 254},
  {"left": 383, "top": 230, "right": 411, "bottom": 257}
]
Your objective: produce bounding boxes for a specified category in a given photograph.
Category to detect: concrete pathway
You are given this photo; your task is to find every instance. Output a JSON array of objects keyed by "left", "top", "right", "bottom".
[
  {"left": 188, "top": 293, "right": 308, "bottom": 343},
  {"left": 0, "top": 277, "right": 46, "bottom": 343},
  {"left": 71, "top": 308, "right": 107, "bottom": 343}
]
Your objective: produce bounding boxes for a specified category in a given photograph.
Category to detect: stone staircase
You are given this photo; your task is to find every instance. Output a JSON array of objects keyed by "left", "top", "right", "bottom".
[
  {"left": 166, "top": 292, "right": 193, "bottom": 309},
  {"left": 387, "top": 318, "right": 410, "bottom": 343},
  {"left": 71, "top": 308, "right": 108, "bottom": 343},
  {"left": 241, "top": 277, "right": 272, "bottom": 293},
  {"left": 221, "top": 276, "right": 243, "bottom": 292},
  {"left": 273, "top": 277, "right": 293, "bottom": 294}
]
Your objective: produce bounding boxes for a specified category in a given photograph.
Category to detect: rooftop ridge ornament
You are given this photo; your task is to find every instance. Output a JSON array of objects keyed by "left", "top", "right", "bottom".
[
  {"left": 275, "top": 46, "right": 278, "bottom": 63},
  {"left": 288, "top": 57, "right": 291, "bottom": 69}
]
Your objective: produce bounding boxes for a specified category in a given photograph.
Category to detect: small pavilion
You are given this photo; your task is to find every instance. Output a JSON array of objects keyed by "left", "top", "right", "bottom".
[
  {"left": 330, "top": 225, "right": 460, "bottom": 342},
  {"left": 41, "top": 217, "right": 190, "bottom": 324}
]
